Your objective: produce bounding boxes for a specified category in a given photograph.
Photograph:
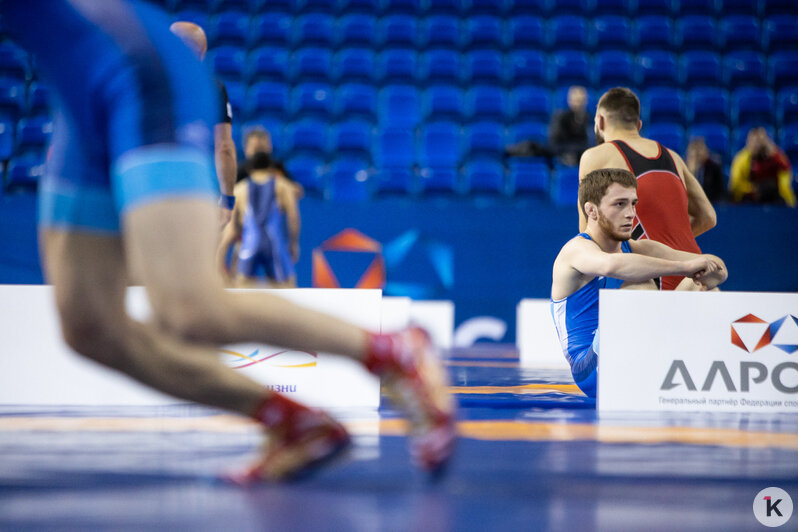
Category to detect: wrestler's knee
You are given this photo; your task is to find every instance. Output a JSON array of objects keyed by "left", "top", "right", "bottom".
[
  {"left": 148, "top": 286, "right": 231, "bottom": 343},
  {"left": 58, "top": 307, "right": 127, "bottom": 367}
]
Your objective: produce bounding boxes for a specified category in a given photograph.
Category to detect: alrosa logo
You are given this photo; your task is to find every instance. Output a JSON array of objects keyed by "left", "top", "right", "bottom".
[
  {"left": 660, "top": 314, "right": 798, "bottom": 393},
  {"left": 220, "top": 349, "right": 318, "bottom": 370},
  {"left": 731, "top": 314, "right": 798, "bottom": 354}
]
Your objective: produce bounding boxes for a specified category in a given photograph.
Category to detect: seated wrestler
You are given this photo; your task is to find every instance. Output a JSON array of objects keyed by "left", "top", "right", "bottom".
[{"left": 551, "top": 168, "right": 728, "bottom": 397}]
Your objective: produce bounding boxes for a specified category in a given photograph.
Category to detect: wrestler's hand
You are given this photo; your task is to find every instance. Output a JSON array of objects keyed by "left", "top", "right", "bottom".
[{"left": 693, "top": 257, "right": 727, "bottom": 290}]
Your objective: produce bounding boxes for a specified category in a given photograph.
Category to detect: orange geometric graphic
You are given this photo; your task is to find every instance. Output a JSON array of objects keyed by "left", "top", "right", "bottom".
[{"left": 312, "top": 228, "right": 385, "bottom": 289}]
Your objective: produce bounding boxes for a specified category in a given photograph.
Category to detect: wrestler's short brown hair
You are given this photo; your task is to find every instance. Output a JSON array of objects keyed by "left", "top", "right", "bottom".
[
  {"left": 597, "top": 87, "right": 640, "bottom": 127},
  {"left": 579, "top": 168, "right": 637, "bottom": 218}
]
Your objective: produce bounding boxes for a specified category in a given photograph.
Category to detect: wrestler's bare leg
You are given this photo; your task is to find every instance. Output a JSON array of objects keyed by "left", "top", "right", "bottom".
[
  {"left": 123, "top": 198, "right": 368, "bottom": 359},
  {"left": 41, "top": 229, "right": 268, "bottom": 416}
]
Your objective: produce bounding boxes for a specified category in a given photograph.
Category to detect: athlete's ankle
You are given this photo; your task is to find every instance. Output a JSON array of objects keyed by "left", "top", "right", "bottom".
[{"left": 252, "top": 392, "right": 304, "bottom": 430}]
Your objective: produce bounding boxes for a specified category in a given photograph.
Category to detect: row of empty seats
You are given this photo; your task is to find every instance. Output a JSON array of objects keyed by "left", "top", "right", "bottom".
[
  {"left": 170, "top": 12, "right": 798, "bottom": 53},
  {"left": 156, "top": 0, "right": 794, "bottom": 17}
]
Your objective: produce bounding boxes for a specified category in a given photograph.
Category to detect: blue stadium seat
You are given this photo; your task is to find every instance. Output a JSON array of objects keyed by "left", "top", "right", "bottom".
[
  {"left": 335, "top": 14, "right": 376, "bottom": 48},
  {"left": 724, "top": 51, "right": 766, "bottom": 90},
  {"left": 509, "top": 159, "right": 548, "bottom": 195},
  {"left": 419, "top": 15, "right": 460, "bottom": 48},
  {"left": 720, "top": 16, "right": 761, "bottom": 51},
  {"left": 642, "top": 88, "right": 683, "bottom": 125},
  {"left": 635, "top": 16, "right": 675, "bottom": 51},
  {"left": 168, "top": 0, "right": 209, "bottom": 11},
  {"left": 465, "top": 121, "right": 506, "bottom": 156},
  {"left": 551, "top": 51, "right": 590, "bottom": 87},
  {"left": 290, "top": 82, "right": 333, "bottom": 118},
  {"left": 285, "top": 154, "right": 325, "bottom": 192},
  {"left": 377, "top": 15, "right": 418, "bottom": 48},
  {"left": 15, "top": 117, "right": 52, "bottom": 155},
  {"left": 552, "top": 0, "right": 595, "bottom": 15},
  {"left": 511, "top": 121, "right": 548, "bottom": 145},
  {"left": 0, "top": 80, "right": 24, "bottom": 123},
  {"left": 337, "top": 0, "right": 379, "bottom": 13},
  {"left": 332, "top": 119, "right": 372, "bottom": 157},
  {"left": 423, "top": 85, "right": 464, "bottom": 121},
  {"left": 464, "top": 50, "right": 505, "bottom": 84},
  {"left": 375, "top": 127, "right": 416, "bottom": 193},
  {"left": 464, "top": 0, "right": 509, "bottom": 14},
  {"left": 777, "top": 89, "right": 798, "bottom": 128},
  {"left": 681, "top": 51, "right": 722, "bottom": 89},
  {"left": 762, "top": 0, "right": 797, "bottom": 16},
  {"left": 249, "top": 13, "right": 290, "bottom": 48},
  {"left": 377, "top": 49, "right": 418, "bottom": 84},
  {"left": 335, "top": 83, "right": 377, "bottom": 119},
  {"left": 637, "top": 50, "right": 678, "bottom": 88},
  {"left": 421, "top": 0, "right": 460, "bottom": 14},
  {"left": 246, "top": 47, "right": 288, "bottom": 83},
  {"left": 333, "top": 48, "right": 376, "bottom": 82},
  {"left": 550, "top": 164, "right": 579, "bottom": 206},
  {"left": 207, "top": 46, "right": 244, "bottom": 84},
  {"left": 594, "top": 16, "right": 633, "bottom": 51},
  {"left": 245, "top": 82, "right": 288, "bottom": 120},
  {"left": 689, "top": 123, "right": 730, "bottom": 162},
  {"left": 763, "top": 16, "right": 798, "bottom": 53},
  {"left": 680, "top": 0, "right": 718, "bottom": 16},
  {"left": 715, "top": 0, "right": 760, "bottom": 15},
  {"left": 296, "top": 0, "right": 335, "bottom": 11},
  {"left": 508, "top": 16, "right": 545, "bottom": 50},
  {"left": 770, "top": 52, "right": 798, "bottom": 91},
  {"left": 289, "top": 47, "right": 332, "bottom": 81},
  {"left": 635, "top": 0, "right": 677, "bottom": 16},
  {"left": 419, "top": 50, "right": 460, "bottom": 84},
  {"left": 595, "top": 50, "right": 634, "bottom": 89},
  {"left": 463, "top": 158, "right": 505, "bottom": 194},
  {"left": 172, "top": 8, "right": 207, "bottom": 29},
  {"left": 463, "top": 15, "right": 505, "bottom": 49},
  {"left": 381, "top": 0, "right": 421, "bottom": 13},
  {"left": 511, "top": 86, "right": 550, "bottom": 124},
  {"left": 687, "top": 88, "right": 728, "bottom": 125},
  {"left": 508, "top": 50, "right": 546, "bottom": 85},
  {"left": 379, "top": 84, "right": 421, "bottom": 127},
  {"left": 732, "top": 87, "right": 774, "bottom": 129},
  {"left": 466, "top": 86, "right": 508, "bottom": 121},
  {"left": 208, "top": 11, "right": 248, "bottom": 48},
  {"left": 329, "top": 157, "right": 372, "bottom": 202},
  {"left": 677, "top": 16, "right": 718, "bottom": 51},
  {"left": 645, "top": 123, "right": 685, "bottom": 153},
  {"left": 549, "top": 16, "right": 590, "bottom": 50},
  {"left": 285, "top": 118, "right": 328, "bottom": 154},
  {"left": 6, "top": 155, "right": 46, "bottom": 187},
  {"left": 419, "top": 121, "right": 461, "bottom": 194},
  {"left": 0, "top": 120, "right": 14, "bottom": 160},
  {"left": 207, "top": 0, "right": 260, "bottom": 13},
  {"left": 291, "top": 14, "right": 334, "bottom": 47},
  {"left": 590, "top": 0, "right": 632, "bottom": 15},
  {"left": 778, "top": 124, "right": 798, "bottom": 167}
]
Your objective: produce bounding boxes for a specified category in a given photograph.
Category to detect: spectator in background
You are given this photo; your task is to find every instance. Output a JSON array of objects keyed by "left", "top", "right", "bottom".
[
  {"left": 549, "top": 85, "right": 591, "bottom": 167},
  {"left": 730, "top": 127, "right": 796, "bottom": 207},
  {"left": 686, "top": 137, "right": 726, "bottom": 203},
  {"left": 506, "top": 86, "right": 591, "bottom": 167}
]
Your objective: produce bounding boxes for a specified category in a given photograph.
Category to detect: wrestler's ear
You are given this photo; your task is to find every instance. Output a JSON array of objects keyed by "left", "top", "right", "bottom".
[
  {"left": 584, "top": 201, "right": 599, "bottom": 221},
  {"left": 637, "top": 119, "right": 642, "bottom": 132}
]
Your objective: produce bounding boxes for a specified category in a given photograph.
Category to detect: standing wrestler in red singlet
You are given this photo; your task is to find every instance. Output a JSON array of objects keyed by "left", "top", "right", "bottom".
[{"left": 578, "top": 88, "right": 718, "bottom": 290}]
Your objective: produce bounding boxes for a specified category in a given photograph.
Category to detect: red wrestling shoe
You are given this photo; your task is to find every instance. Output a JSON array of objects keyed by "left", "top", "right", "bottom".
[
  {"left": 365, "top": 327, "right": 457, "bottom": 474},
  {"left": 229, "top": 394, "right": 351, "bottom": 484}
]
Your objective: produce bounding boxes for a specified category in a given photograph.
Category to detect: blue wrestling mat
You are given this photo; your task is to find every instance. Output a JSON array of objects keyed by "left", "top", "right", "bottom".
[{"left": 1, "top": 346, "right": 796, "bottom": 531}]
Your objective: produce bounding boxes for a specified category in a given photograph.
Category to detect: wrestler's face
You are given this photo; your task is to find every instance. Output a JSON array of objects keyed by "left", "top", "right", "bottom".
[{"left": 597, "top": 184, "right": 637, "bottom": 241}]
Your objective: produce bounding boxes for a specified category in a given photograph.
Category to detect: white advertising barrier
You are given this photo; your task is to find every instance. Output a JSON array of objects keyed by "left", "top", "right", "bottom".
[
  {"left": 516, "top": 299, "right": 571, "bottom": 369},
  {"left": 598, "top": 290, "right": 798, "bottom": 413},
  {"left": 408, "top": 300, "right": 454, "bottom": 349},
  {"left": 380, "top": 296, "right": 412, "bottom": 334},
  {"left": 0, "top": 286, "right": 382, "bottom": 409}
]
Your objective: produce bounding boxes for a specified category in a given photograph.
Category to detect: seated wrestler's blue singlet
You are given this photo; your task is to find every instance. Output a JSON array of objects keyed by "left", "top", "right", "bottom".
[
  {"left": 3, "top": 0, "right": 218, "bottom": 233},
  {"left": 551, "top": 233, "right": 632, "bottom": 398},
  {"left": 237, "top": 179, "right": 295, "bottom": 283}
]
